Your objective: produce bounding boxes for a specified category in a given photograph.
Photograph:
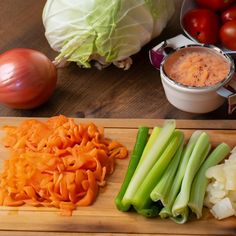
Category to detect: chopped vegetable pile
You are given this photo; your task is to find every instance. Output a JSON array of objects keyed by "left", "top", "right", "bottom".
[
  {"left": 0, "top": 115, "right": 128, "bottom": 215},
  {"left": 115, "top": 120, "right": 231, "bottom": 223},
  {"left": 205, "top": 147, "right": 236, "bottom": 220}
]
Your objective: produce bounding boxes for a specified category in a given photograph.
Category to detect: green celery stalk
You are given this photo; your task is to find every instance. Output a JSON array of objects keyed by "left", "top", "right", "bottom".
[
  {"left": 171, "top": 142, "right": 211, "bottom": 224},
  {"left": 150, "top": 141, "right": 184, "bottom": 205},
  {"left": 121, "top": 120, "right": 176, "bottom": 209},
  {"left": 132, "top": 130, "right": 184, "bottom": 211},
  {"left": 129, "top": 127, "right": 161, "bottom": 215},
  {"left": 159, "top": 130, "right": 202, "bottom": 219},
  {"left": 188, "top": 143, "right": 230, "bottom": 219},
  {"left": 172, "top": 143, "right": 211, "bottom": 223},
  {"left": 171, "top": 207, "right": 189, "bottom": 224},
  {"left": 171, "top": 132, "right": 211, "bottom": 223},
  {"left": 115, "top": 126, "right": 149, "bottom": 211},
  {"left": 159, "top": 205, "right": 172, "bottom": 219},
  {"left": 138, "top": 127, "right": 161, "bottom": 165}
]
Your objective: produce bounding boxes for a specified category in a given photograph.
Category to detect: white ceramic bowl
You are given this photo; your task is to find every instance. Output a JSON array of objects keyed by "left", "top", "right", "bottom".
[{"left": 160, "top": 44, "right": 235, "bottom": 113}]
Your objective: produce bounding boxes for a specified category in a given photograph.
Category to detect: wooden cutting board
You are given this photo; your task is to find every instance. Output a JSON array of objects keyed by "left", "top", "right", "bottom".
[{"left": 0, "top": 117, "right": 236, "bottom": 236}]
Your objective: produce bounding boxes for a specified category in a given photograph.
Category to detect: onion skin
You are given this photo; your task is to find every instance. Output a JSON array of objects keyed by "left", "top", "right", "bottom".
[{"left": 0, "top": 48, "right": 57, "bottom": 109}]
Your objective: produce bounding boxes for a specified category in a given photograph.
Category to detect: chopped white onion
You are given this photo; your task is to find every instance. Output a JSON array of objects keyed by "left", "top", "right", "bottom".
[
  {"left": 210, "top": 198, "right": 235, "bottom": 220},
  {"left": 205, "top": 164, "right": 225, "bottom": 183},
  {"left": 205, "top": 148, "right": 236, "bottom": 220}
]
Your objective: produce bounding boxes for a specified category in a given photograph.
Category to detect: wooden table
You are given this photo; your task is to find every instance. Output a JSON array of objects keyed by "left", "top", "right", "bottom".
[
  {"left": 0, "top": 117, "right": 236, "bottom": 236},
  {"left": 1, "top": 0, "right": 235, "bottom": 120}
]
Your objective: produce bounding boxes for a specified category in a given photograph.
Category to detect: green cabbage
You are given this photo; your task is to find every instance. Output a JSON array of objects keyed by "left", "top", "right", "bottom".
[{"left": 43, "top": 0, "right": 174, "bottom": 69}]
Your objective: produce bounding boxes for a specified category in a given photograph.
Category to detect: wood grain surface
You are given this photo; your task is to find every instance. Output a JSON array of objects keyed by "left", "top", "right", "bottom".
[
  {"left": 0, "top": 117, "right": 236, "bottom": 235},
  {"left": 1, "top": 0, "right": 236, "bottom": 119}
]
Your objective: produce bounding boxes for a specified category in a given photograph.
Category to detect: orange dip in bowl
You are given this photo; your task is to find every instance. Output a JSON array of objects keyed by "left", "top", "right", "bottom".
[{"left": 163, "top": 47, "right": 230, "bottom": 87}]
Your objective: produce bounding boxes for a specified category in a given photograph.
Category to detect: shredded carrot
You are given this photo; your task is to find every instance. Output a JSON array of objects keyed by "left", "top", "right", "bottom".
[{"left": 0, "top": 115, "right": 128, "bottom": 215}]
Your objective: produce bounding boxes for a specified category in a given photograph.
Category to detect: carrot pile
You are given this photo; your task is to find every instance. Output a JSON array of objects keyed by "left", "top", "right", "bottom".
[{"left": 0, "top": 115, "right": 128, "bottom": 215}]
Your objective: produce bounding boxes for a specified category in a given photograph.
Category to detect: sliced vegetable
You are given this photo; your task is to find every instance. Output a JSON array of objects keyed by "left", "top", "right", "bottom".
[
  {"left": 121, "top": 120, "right": 176, "bottom": 209},
  {"left": 171, "top": 132, "right": 211, "bottom": 223},
  {"left": 0, "top": 48, "right": 57, "bottom": 109},
  {"left": 138, "top": 127, "right": 161, "bottom": 165},
  {"left": 188, "top": 143, "right": 230, "bottom": 219},
  {"left": 1, "top": 115, "right": 128, "bottom": 215},
  {"left": 159, "top": 130, "right": 202, "bottom": 219},
  {"left": 132, "top": 130, "right": 184, "bottom": 210},
  {"left": 210, "top": 197, "right": 235, "bottom": 220},
  {"left": 150, "top": 141, "right": 184, "bottom": 205},
  {"left": 115, "top": 126, "right": 149, "bottom": 211},
  {"left": 204, "top": 146, "right": 236, "bottom": 220}
]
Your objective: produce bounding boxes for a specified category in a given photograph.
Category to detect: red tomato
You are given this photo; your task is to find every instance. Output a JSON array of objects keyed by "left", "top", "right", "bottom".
[
  {"left": 183, "top": 9, "right": 220, "bottom": 44},
  {"left": 220, "top": 20, "right": 236, "bottom": 50},
  {"left": 0, "top": 48, "right": 57, "bottom": 109},
  {"left": 195, "top": 0, "right": 235, "bottom": 11},
  {"left": 222, "top": 5, "right": 236, "bottom": 23}
]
